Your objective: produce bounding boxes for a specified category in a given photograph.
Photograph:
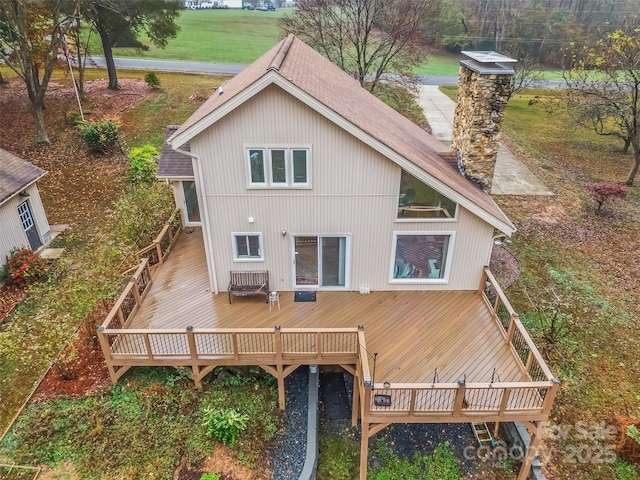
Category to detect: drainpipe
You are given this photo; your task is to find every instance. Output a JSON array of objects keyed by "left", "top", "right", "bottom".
[{"left": 174, "top": 147, "right": 219, "bottom": 294}]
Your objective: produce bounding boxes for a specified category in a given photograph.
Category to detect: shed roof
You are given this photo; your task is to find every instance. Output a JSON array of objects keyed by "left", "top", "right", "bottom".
[
  {"left": 0, "top": 147, "right": 47, "bottom": 205},
  {"left": 157, "top": 126, "right": 193, "bottom": 179},
  {"left": 170, "top": 35, "right": 515, "bottom": 234}
]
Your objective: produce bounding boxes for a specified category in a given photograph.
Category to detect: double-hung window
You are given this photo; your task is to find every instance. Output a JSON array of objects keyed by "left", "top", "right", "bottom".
[
  {"left": 247, "top": 147, "right": 310, "bottom": 187},
  {"left": 233, "top": 233, "right": 263, "bottom": 261}
]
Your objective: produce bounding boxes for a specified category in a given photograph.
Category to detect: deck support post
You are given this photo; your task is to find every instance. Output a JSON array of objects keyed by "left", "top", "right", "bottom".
[
  {"left": 274, "top": 326, "right": 286, "bottom": 410},
  {"left": 517, "top": 421, "right": 544, "bottom": 480},
  {"left": 351, "top": 372, "right": 359, "bottom": 427},
  {"left": 493, "top": 421, "right": 500, "bottom": 439},
  {"left": 186, "top": 326, "right": 203, "bottom": 389},
  {"left": 96, "top": 326, "right": 117, "bottom": 383},
  {"left": 359, "top": 380, "right": 372, "bottom": 480}
]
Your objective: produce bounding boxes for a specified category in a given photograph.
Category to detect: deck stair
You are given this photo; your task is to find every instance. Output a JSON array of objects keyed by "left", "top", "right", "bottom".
[{"left": 471, "top": 422, "right": 496, "bottom": 447}]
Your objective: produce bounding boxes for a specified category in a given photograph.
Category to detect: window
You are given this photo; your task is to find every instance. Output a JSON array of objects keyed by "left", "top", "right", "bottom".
[
  {"left": 247, "top": 147, "right": 310, "bottom": 187},
  {"left": 249, "top": 149, "right": 266, "bottom": 184},
  {"left": 397, "top": 170, "right": 457, "bottom": 220},
  {"left": 233, "top": 233, "right": 263, "bottom": 261},
  {"left": 270, "top": 149, "right": 287, "bottom": 184},
  {"left": 391, "top": 233, "right": 453, "bottom": 282},
  {"left": 292, "top": 149, "right": 309, "bottom": 185}
]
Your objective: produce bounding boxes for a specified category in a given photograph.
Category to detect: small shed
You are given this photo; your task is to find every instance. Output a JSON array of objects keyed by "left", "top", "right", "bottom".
[{"left": 0, "top": 147, "right": 51, "bottom": 265}]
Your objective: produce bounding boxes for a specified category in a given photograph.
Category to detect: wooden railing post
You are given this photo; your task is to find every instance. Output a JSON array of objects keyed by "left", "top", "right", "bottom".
[
  {"left": 499, "top": 387, "right": 512, "bottom": 415},
  {"left": 96, "top": 326, "right": 117, "bottom": 383},
  {"left": 186, "top": 326, "right": 203, "bottom": 389},
  {"left": 409, "top": 388, "right": 417, "bottom": 416},
  {"left": 143, "top": 332, "right": 153, "bottom": 359},
  {"left": 155, "top": 242, "right": 163, "bottom": 265},
  {"left": 130, "top": 276, "right": 141, "bottom": 306},
  {"left": 542, "top": 378, "right": 561, "bottom": 416},
  {"left": 316, "top": 331, "right": 322, "bottom": 359},
  {"left": 506, "top": 313, "right": 518, "bottom": 344},
  {"left": 166, "top": 221, "right": 174, "bottom": 243},
  {"left": 453, "top": 378, "right": 467, "bottom": 416}
]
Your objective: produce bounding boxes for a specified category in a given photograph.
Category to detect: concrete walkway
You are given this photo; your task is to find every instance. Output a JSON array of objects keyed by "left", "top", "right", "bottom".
[{"left": 418, "top": 86, "right": 553, "bottom": 196}]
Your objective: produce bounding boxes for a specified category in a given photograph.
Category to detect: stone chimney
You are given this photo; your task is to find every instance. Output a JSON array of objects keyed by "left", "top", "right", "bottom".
[{"left": 451, "top": 51, "right": 516, "bottom": 191}]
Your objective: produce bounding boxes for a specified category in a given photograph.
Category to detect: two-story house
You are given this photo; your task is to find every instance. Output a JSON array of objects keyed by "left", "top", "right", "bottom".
[{"left": 99, "top": 35, "right": 557, "bottom": 480}]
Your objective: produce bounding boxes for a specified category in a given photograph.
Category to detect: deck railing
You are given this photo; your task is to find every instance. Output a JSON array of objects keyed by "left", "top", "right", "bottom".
[
  {"left": 101, "top": 259, "right": 152, "bottom": 334},
  {"left": 97, "top": 325, "right": 360, "bottom": 383},
  {"left": 355, "top": 269, "right": 559, "bottom": 422},
  {"left": 135, "top": 209, "right": 182, "bottom": 268},
  {"left": 481, "top": 267, "right": 555, "bottom": 384}
]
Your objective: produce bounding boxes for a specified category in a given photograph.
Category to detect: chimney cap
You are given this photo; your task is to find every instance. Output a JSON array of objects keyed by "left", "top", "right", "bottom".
[{"left": 460, "top": 51, "right": 517, "bottom": 75}]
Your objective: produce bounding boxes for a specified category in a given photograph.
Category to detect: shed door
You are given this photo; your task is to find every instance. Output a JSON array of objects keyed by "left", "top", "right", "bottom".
[{"left": 18, "top": 200, "right": 42, "bottom": 250}]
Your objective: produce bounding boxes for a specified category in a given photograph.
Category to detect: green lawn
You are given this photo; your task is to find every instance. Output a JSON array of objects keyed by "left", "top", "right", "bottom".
[{"left": 103, "top": 8, "right": 289, "bottom": 64}]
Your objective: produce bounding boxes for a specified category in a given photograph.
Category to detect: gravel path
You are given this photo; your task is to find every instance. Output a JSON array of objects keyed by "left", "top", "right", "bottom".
[{"left": 270, "top": 368, "right": 309, "bottom": 479}]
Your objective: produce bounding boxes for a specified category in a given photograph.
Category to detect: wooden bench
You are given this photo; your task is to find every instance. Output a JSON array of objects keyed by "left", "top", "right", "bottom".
[{"left": 228, "top": 270, "right": 270, "bottom": 304}]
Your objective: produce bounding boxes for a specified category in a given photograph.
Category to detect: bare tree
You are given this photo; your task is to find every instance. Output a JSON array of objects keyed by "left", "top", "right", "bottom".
[
  {"left": 0, "top": 0, "right": 78, "bottom": 144},
  {"left": 563, "top": 28, "right": 640, "bottom": 185},
  {"left": 280, "top": 0, "right": 439, "bottom": 93}
]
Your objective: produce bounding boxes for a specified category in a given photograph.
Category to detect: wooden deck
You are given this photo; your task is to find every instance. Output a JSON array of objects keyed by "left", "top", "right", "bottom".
[{"left": 129, "top": 228, "right": 526, "bottom": 386}]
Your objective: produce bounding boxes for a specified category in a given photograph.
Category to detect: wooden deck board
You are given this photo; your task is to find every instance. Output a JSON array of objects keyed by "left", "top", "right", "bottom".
[{"left": 130, "top": 229, "right": 527, "bottom": 385}]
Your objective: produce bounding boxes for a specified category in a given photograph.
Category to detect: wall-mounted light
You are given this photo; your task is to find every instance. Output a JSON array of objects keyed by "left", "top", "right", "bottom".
[
  {"left": 19, "top": 191, "right": 29, "bottom": 197},
  {"left": 281, "top": 230, "right": 287, "bottom": 237},
  {"left": 248, "top": 216, "right": 254, "bottom": 223}
]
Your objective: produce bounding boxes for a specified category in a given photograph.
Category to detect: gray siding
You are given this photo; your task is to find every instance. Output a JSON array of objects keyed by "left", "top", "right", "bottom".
[
  {"left": 0, "top": 184, "right": 50, "bottom": 265},
  {"left": 191, "top": 85, "right": 494, "bottom": 292}
]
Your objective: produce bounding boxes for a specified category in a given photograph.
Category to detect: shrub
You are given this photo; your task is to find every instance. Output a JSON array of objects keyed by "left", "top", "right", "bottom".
[
  {"left": 66, "top": 111, "right": 83, "bottom": 126},
  {"left": 79, "top": 117, "right": 120, "bottom": 152},
  {"left": 127, "top": 145, "right": 159, "bottom": 184},
  {"left": 202, "top": 407, "right": 248, "bottom": 448},
  {"left": 587, "top": 181, "right": 627, "bottom": 210},
  {"left": 144, "top": 71, "right": 161, "bottom": 88},
  {"left": 2, "top": 248, "right": 50, "bottom": 286}
]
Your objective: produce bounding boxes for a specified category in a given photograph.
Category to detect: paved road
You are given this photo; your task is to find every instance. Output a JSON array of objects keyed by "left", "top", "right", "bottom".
[{"left": 90, "top": 56, "right": 466, "bottom": 85}]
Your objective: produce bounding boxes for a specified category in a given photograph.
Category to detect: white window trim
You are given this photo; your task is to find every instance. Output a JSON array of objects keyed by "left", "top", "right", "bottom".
[
  {"left": 394, "top": 208, "right": 458, "bottom": 223},
  {"left": 290, "top": 148, "right": 310, "bottom": 187},
  {"left": 245, "top": 145, "right": 311, "bottom": 188},
  {"left": 269, "top": 148, "right": 288, "bottom": 186},
  {"left": 232, "top": 232, "right": 264, "bottom": 262},
  {"left": 389, "top": 231, "right": 455, "bottom": 284},
  {"left": 247, "top": 149, "right": 267, "bottom": 186}
]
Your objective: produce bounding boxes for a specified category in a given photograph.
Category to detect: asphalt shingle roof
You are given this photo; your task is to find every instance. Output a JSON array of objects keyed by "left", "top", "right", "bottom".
[
  {"left": 157, "top": 126, "right": 193, "bottom": 179},
  {"left": 170, "top": 35, "right": 514, "bottom": 231},
  {"left": 0, "top": 148, "right": 47, "bottom": 205}
]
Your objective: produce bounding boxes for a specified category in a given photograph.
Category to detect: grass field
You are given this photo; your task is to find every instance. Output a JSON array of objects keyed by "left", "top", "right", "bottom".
[{"left": 87, "top": 7, "right": 464, "bottom": 75}]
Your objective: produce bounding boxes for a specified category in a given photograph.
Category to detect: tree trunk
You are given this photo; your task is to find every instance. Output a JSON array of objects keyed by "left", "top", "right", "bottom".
[
  {"left": 31, "top": 101, "right": 50, "bottom": 145},
  {"left": 625, "top": 152, "right": 640, "bottom": 186},
  {"left": 0, "top": 71, "right": 5, "bottom": 84},
  {"left": 97, "top": 26, "right": 119, "bottom": 90},
  {"left": 622, "top": 137, "right": 631, "bottom": 154}
]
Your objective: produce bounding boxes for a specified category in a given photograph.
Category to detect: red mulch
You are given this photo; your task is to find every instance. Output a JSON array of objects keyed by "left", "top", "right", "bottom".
[{"left": 33, "top": 304, "right": 112, "bottom": 401}]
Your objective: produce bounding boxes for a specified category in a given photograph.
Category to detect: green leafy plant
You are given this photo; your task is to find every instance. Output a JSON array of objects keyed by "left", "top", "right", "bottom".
[
  {"left": 200, "top": 474, "right": 220, "bottom": 480},
  {"left": 627, "top": 425, "right": 640, "bottom": 446},
  {"left": 1, "top": 248, "right": 50, "bottom": 286},
  {"left": 127, "top": 145, "right": 159, "bottom": 184},
  {"left": 201, "top": 407, "right": 248, "bottom": 448},
  {"left": 78, "top": 116, "right": 120, "bottom": 152},
  {"left": 144, "top": 71, "right": 161, "bottom": 88},
  {"left": 66, "top": 110, "right": 83, "bottom": 125}
]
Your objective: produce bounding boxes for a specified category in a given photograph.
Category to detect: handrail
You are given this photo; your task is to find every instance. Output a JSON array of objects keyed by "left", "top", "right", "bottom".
[
  {"left": 481, "top": 267, "right": 555, "bottom": 383},
  {"left": 135, "top": 208, "right": 182, "bottom": 267}
]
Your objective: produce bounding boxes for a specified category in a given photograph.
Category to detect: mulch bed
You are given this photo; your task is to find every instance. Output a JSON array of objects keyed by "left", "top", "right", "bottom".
[{"left": 32, "top": 306, "right": 112, "bottom": 401}]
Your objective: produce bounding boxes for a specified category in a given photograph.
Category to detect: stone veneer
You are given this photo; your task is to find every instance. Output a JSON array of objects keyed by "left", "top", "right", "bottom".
[{"left": 451, "top": 65, "right": 512, "bottom": 191}]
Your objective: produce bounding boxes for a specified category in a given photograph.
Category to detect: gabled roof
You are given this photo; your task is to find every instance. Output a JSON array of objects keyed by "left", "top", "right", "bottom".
[
  {"left": 157, "top": 126, "right": 193, "bottom": 179},
  {"left": 0, "top": 147, "right": 47, "bottom": 206},
  {"left": 170, "top": 35, "right": 515, "bottom": 234}
]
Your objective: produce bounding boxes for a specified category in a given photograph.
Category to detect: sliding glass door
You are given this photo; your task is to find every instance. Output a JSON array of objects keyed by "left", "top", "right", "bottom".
[{"left": 294, "top": 235, "right": 348, "bottom": 288}]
